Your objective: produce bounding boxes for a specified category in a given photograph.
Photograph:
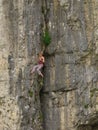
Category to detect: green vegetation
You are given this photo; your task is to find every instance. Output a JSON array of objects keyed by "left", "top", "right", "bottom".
[
  {"left": 41, "top": 6, "right": 45, "bottom": 14},
  {"left": 90, "top": 92, "right": 94, "bottom": 97},
  {"left": 84, "top": 104, "right": 89, "bottom": 109},
  {"left": 38, "top": 111, "right": 43, "bottom": 121},
  {"left": 28, "top": 90, "right": 33, "bottom": 97},
  {"left": 41, "top": 4, "right": 51, "bottom": 47},
  {"left": 90, "top": 88, "right": 98, "bottom": 93},
  {"left": 0, "top": 98, "right": 3, "bottom": 106},
  {"left": 90, "top": 88, "right": 98, "bottom": 97},
  {"left": 37, "top": 77, "right": 44, "bottom": 90},
  {"left": 42, "top": 30, "right": 51, "bottom": 46}
]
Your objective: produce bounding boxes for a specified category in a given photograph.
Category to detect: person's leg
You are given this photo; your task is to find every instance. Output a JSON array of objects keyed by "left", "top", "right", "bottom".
[
  {"left": 31, "top": 65, "right": 39, "bottom": 73},
  {"left": 36, "top": 64, "right": 43, "bottom": 77}
]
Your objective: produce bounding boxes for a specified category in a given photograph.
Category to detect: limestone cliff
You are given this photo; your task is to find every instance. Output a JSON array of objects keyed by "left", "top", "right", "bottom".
[{"left": 0, "top": 0, "right": 98, "bottom": 130}]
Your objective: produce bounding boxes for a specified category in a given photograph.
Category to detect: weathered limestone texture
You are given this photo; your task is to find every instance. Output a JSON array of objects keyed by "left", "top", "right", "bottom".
[
  {"left": 0, "top": 0, "right": 98, "bottom": 130},
  {"left": 41, "top": 0, "right": 98, "bottom": 130},
  {"left": 0, "top": 0, "right": 43, "bottom": 130},
  {"left": 0, "top": 0, "right": 20, "bottom": 129}
]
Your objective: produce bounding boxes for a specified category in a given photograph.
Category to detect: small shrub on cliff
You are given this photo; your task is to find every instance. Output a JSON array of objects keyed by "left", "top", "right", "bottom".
[
  {"left": 28, "top": 90, "right": 33, "bottom": 97},
  {"left": 42, "top": 30, "right": 51, "bottom": 46}
]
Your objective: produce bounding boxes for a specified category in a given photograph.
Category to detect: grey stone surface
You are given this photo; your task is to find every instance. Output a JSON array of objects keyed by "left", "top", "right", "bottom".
[
  {"left": 0, "top": 0, "right": 98, "bottom": 130},
  {"left": 41, "top": 0, "right": 98, "bottom": 130}
]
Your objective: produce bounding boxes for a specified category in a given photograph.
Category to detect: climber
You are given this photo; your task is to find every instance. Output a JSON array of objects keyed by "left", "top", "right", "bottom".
[{"left": 30, "top": 52, "right": 45, "bottom": 77}]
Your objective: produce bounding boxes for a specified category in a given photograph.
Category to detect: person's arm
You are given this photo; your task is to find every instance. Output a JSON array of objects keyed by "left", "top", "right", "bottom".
[{"left": 43, "top": 57, "right": 45, "bottom": 63}]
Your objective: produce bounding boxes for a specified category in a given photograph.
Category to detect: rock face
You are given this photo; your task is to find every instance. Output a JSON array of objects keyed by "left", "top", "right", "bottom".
[{"left": 0, "top": 0, "right": 98, "bottom": 130}]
